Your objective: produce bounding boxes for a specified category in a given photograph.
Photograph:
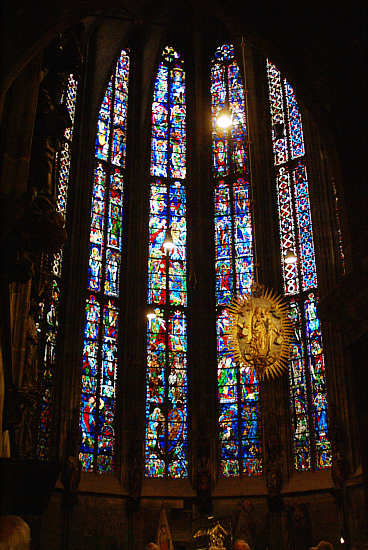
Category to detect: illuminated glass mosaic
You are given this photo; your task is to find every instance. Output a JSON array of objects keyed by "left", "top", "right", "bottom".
[
  {"left": 145, "top": 46, "right": 188, "bottom": 478},
  {"left": 304, "top": 293, "right": 331, "bottom": 469},
  {"left": 267, "top": 59, "right": 331, "bottom": 471},
  {"left": 266, "top": 61, "right": 288, "bottom": 166},
  {"left": 288, "top": 299, "right": 311, "bottom": 470},
  {"left": 211, "top": 44, "right": 249, "bottom": 178},
  {"left": 276, "top": 167, "right": 299, "bottom": 295},
  {"left": 79, "top": 49, "right": 130, "bottom": 473},
  {"left": 212, "top": 44, "right": 261, "bottom": 477},
  {"left": 284, "top": 80, "right": 305, "bottom": 159},
  {"left": 36, "top": 73, "right": 78, "bottom": 460},
  {"left": 150, "top": 45, "right": 186, "bottom": 180}
]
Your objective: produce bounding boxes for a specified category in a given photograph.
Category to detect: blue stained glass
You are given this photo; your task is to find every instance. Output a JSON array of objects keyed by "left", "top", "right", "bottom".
[
  {"left": 293, "top": 162, "right": 317, "bottom": 291},
  {"left": 213, "top": 45, "right": 259, "bottom": 477},
  {"left": 214, "top": 43, "right": 235, "bottom": 62},
  {"left": 304, "top": 294, "right": 331, "bottom": 469},
  {"left": 152, "top": 102, "right": 168, "bottom": 139},
  {"left": 150, "top": 49, "right": 186, "bottom": 179},
  {"left": 284, "top": 80, "right": 305, "bottom": 159},
  {"left": 154, "top": 64, "right": 169, "bottom": 102},
  {"left": 105, "top": 249, "right": 120, "bottom": 296},
  {"left": 146, "top": 47, "right": 187, "bottom": 478},
  {"left": 216, "top": 217, "right": 233, "bottom": 254},
  {"left": 211, "top": 64, "right": 226, "bottom": 111},
  {"left": 80, "top": 49, "right": 129, "bottom": 474},
  {"left": 111, "top": 50, "right": 130, "bottom": 168},
  {"left": 149, "top": 215, "right": 167, "bottom": 259},
  {"left": 215, "top": 182, "right": 231, "bottom": 215},
  {"left": 268, "top": 60, "right": 331, "bottom": 473},
  {"left": 96, "top": 79, "right": 113, "bottom": 160},
  {"left": 111, "top": 128, "right": 126, "bottom": 167},
  {"left": 216, "top": 259, "right": 233, "bottom": 304},
  {"left": 170, "top": 68, "right": 185, "bottom": 104},
  {"left": 169, "top": 181, "right": 186, "bottom": 217},
  {"left": 228, "top": 63, "right": 247, "bottom": 134},
  {"left": 169, "top": 260, "right": 186, "bottom": 306}
]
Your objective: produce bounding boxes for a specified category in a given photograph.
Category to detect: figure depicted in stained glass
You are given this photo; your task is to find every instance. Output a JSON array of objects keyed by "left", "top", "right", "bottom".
[
  {"left": 79, "top": 49, "right": 130, "bottom": 473},
  {"left": 212, "top": 44, "right": 261, "bottom": 477},
  {"left": 146, "top": 46, "right": 188, "bottom": 478}
]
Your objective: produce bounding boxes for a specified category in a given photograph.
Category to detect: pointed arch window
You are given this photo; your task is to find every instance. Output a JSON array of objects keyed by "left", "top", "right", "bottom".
[
  {"left": 79, "top": 49, "right": 130, "bottom": 473},
  {"left": 266, "top": 60, "right": 331, "bottom": 471},
  {"left": 212, "top": 43, "right": 262, "bottom": 477},
  {"left": 145, "top": 45, "right": 188, "bottom": 478},
  {"left": 36, "top": 73, "right": 79, "bottom": 460}
]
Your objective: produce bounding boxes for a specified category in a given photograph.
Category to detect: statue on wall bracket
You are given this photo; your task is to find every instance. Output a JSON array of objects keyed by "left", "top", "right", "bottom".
[{"left": 228, "top": 282, "right": 293, "bottom": 380}]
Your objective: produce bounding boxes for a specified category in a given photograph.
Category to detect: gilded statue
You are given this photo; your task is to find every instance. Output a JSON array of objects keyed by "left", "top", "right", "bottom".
[
  {"left": 229, "top": 283, "right": 292, "bottom": 379},
  {"left": 208, "top": 523, "right": 228, "bottom": 550}
]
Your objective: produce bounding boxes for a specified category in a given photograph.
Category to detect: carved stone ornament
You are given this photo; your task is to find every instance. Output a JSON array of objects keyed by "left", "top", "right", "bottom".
[{"left": 228, "top": 282, "right": 293, "bottom": 380}]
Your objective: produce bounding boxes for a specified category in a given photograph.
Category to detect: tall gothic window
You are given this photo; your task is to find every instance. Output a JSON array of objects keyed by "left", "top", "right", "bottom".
[
  {"left": 212, "top": 44, "right": 262, "bottom": 477},
  {"left": 36, "top": 74, "right": 78, "bottom": 460},
  {"left": 79, "top": 49, "right": 130, "bottom": 473},
  {"left": 266, "top": 60, "right": 331, "bottom": 471},
  {"left": 145, "top": 45, "right": 188, "bottom": 478}
]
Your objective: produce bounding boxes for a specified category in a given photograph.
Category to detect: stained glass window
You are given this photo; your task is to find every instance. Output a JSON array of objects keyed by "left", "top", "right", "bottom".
[
  {"left": 36, "top": 73, "right": 78, "bottom": 460},
  {"left": 212, "top": 43, "right": 262, "bottom": 477},
  {"left": 79, "top": 49, "right": 130, "bottom": 473},
  {"left": 145, "top": 46, "right": 188, "bottom": 478},
  {"left": 266, "top": 59, "right": 331, "bottom": 471}
]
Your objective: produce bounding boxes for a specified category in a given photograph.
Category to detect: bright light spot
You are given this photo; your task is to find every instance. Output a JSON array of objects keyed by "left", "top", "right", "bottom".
[
  {"left": 285, "top": 249, "right": 297, "bottom": 264},
  {"left": 216, "top": 111, "right": 232, "bottom": 130},
  {"left": 147, "top": 311, "right": 156, "bottom": 321},
  {"left": 163, "top": 240, "right": 174, "bottom": 251},
  {"left": 340, "top": 537, "right": 345, "bottom": 544}
]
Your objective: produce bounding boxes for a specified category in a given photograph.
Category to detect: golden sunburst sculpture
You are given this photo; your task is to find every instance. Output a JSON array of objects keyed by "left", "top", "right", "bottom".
[{"left": 228, "top": 282, "right": 293, "bottom": 380}]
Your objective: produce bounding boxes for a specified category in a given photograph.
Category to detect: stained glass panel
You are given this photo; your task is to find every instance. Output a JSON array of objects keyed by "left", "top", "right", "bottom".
[
  {"left": 276, "top": 167, "right": 299, "bottom": 295},
  {"left": 293, "top": 162, "right": 317, "bottom": 291},
  {"left": 284, "top": 80, "right": 305, "bottom": 159},
  {"left": 150, "top": 48, "right": 186, "bottom": 180},
  {"left": 96, "top": 79, "right": 113, "bottom": 161},
  {"left": 80, "top": 48, "right": 130, "bottom": 473},
  {"left": 146, "top": 46, "right": 188, "bottom": 478},
  {"left": 288, "top": 299, "right": 311, "bottom": 471},
  {"left": 267, "top": 59, "right": 330, "bottom": 471},
  {"left": 212, "top": 44, "right": 260, "bottom": 477},
  {"left": 304, "top": 293, "right": 331, "bottom": 469}
]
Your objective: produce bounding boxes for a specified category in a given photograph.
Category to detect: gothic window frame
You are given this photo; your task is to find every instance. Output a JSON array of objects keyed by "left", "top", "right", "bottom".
[
  {"left": 78, "top": 47, "right": 131, "bottom": 474},
  {"left": 144, "top": 44, "right": 189, "bottom": 480},
  {"left": 211, "top": 42, "right": 262, "bottom": 479},
  {"left": 266, "top": 59, "right": 331, "bottom": 472}
]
